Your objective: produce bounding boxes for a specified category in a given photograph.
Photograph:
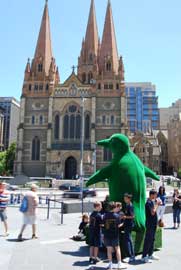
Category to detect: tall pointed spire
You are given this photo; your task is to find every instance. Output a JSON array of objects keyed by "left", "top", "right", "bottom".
[
  {"left": 84, "top": 0, "right": 99, "bottom": 56},
  {"left": 100, "top": 0, "right": 119, "bottom": 74},
  {"left": 78, "top": 0, "right": 99, "bottom": 82},
  {"left": 34, "top": 0, "right": 53, "bottom": 75}
]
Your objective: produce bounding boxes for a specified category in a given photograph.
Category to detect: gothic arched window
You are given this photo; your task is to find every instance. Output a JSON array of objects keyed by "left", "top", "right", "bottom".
[
  {"left": 63, "top": 115, "right": 69, "bottom": 139},
  {"left": 76, "top": 115, "right": 81, "bottom": 139},
  {"left": 32, "top": 116, "right": 35, "bottom": 125},
  {"left": 106, "top": 61, "right": 112, "bottom": 71},
  {"left": 111, "top": 115, "right": 114, "bottom": 125},
  {"left": 46, "top": 84, "right": 49, "bottom": 91},
  {"left": 38, "top": 64, "right": 43, "bottom": 72},
  {"left": 88, "top": 72, "right": 93, "bottom": 83},
  {"left": 32, "top": 137, "right": 40, "bottom": 161},
  {"left": 70, "top": 115, "right": 75, "bottom": 139},
  {"left": 102, "top": 115, "right": 106, "bottom": 125},
  {"left": 54, "top": 114, "right": 60, "bottom": 140},
  {"left": 82, "top": 73, "right": 86, "bottom": 84},
  {"left": 89, "top": 53, "right": 93, "bottom": 62},
  {"left": 63, "top": 105, "right": 82, "bottom": 140},
  {"left": 98, "top": 83, "right": 101, "bottom": 90},
  {"left": 104, "top": 148, "right": 112, "bottom": 162},
  {"left": 85, "top": 114, "right": 90, "bottom": 139},
  {"left": 39, "top": 115, "right": 43, "bottom": 125}
]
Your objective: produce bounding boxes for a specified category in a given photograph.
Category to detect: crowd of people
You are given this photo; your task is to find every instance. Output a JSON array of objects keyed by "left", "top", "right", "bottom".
[
  {"left": 75, "top": 187, "right": 181, "bottom": 269},
  {"left": 0, "top": 181, "right": 181, "bottom": 269}
]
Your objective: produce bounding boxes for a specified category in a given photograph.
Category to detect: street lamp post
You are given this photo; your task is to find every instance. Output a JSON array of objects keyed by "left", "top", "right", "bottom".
[{"left": 80, "top": 96, "right": 85, "bottom": 215}]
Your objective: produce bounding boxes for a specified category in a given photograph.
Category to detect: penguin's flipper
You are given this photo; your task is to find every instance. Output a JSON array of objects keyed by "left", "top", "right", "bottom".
[
  {"left": 144, "top": 166, "right": 160, "bottom": 181},
  {"left": 86, "top": 165, "right": 111, "bottom": 187}
]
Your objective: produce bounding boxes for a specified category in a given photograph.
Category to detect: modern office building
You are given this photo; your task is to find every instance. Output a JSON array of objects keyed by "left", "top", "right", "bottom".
[
  {"left": 0, "top": 97, "right": 20, "bottom": 150},
  {"left": 0, "top": 106, "right": 4, "bottom": 151},
  {"left": 125, "top": 83, "right": 159, "bottom": 134},
  {"left": 160, "top": 99, "right": 181, "bottom": 130}
]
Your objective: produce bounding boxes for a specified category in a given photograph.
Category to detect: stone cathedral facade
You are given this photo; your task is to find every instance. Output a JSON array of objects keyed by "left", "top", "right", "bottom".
[{"left": 14, "top": 0, "right": 127, "bottom": 178}]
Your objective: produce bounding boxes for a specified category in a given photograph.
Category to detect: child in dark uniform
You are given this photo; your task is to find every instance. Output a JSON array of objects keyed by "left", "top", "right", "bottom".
[
  {"left": 123, "top": 193, "right": 135, "bottom": 262},
  {"left": 89, "top": 201, "right": 102, "bottom": 265},
  {"left": 103, "top": 202, "right": 126, "bottom": 270},
  {"left": 72, "top": 214, "right": 89, "bottom": 241}
]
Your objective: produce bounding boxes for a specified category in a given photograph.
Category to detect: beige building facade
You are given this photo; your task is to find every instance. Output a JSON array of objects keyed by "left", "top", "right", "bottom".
[
  {"left": 160, "top": 99, "right": 181, "bottom": 130},
  {"left": 14, "top": 1, "right": 127, "bottom": 177},
  {"left": 168, "top": 115, "right": 181, "bottom": 172},
  {"left": 130, "top": 132, "right": 161, "bottom": 174}
]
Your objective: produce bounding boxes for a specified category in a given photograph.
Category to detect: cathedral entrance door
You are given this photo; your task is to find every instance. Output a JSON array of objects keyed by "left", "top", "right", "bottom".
[{"left": 65, "top": 157, "right": 77, "bottom": 179}]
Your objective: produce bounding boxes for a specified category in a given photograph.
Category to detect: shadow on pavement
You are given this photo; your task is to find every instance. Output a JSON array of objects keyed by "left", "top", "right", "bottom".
[
  {"left": 85, "top": 267, "right": 105, "bottom": 270},
  {"left": 129, "top": 259, "right": 143, "bottom": 265},
  {"left": 164, "top": 227, "right": 176, "bottom": 230},
  {"left": 73, "top": 261, "right": 90, "bottom": 267},
  {"left": 60, "top": 245, "right": 89, "bottom": 257},
  {"left": 7, "top": 238, "right": 30, "bottom": 242}
]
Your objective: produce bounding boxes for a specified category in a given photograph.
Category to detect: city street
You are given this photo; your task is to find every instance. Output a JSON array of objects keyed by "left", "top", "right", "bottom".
[{"left": 0, "top": 208, "right": 180, "bottom": 270}]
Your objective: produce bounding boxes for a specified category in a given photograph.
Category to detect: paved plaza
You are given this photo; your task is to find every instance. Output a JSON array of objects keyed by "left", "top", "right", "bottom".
[{"left": 0, "top": 208, "right": 180, "bottom": 270}]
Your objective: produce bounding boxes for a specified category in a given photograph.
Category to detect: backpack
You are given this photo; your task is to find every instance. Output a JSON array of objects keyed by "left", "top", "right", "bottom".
[{"left": 19, "top": 196, "right": 28, "bottom": 213}]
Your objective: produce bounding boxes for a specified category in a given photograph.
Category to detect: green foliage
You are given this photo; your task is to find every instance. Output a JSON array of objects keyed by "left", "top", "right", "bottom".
[
  {"left": 178, "top": 168, "right": 181, "bottom": 179},
  {"left": 5, "top": 143, "right": 16, "bottom": 174},
  {"left": 0, "top": 151, "right": 6, "bottom": 175},
  {"left": 0, "top": 143, "right": 16, "bottom": 175}
]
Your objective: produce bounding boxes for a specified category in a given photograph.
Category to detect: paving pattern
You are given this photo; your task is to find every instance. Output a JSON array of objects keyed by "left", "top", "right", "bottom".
[{"left": 0, "top": 208, "right": 180, "bottom": 270}]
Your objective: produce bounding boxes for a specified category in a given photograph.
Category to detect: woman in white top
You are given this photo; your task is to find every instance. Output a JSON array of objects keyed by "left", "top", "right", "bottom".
[{"left": 18, "top": 184, "right": 39, "bottom": 241}]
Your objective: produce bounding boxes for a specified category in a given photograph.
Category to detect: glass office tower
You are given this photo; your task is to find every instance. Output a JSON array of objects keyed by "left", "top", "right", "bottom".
[{"left": 125, "top": 83, "right": 159, "bottom": 133}]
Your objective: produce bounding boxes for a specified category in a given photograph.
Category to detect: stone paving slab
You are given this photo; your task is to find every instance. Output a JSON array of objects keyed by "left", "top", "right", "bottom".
[{"left": 0, "top": 208, "right": 181, "bottom": 270}]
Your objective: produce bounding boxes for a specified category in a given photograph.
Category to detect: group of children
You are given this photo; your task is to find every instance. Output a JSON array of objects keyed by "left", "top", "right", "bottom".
[{"left": 76, "top": 193, "right": 134, "bottom": 269}]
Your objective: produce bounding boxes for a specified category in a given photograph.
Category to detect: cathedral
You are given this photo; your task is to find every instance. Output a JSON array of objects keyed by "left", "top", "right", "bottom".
[{"left": 14, "top": 0, "right": 127, "bottom": 178}]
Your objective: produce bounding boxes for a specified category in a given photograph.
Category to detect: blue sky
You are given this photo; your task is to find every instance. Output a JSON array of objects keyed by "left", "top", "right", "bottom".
[{"left": 0, "top": 0, "right": 180, "bottom": 107}]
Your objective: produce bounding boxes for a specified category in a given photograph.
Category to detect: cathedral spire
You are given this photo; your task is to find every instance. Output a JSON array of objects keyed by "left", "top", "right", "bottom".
[
  {"left": 100, "top": 0, "right": 119, "bottom": 74},
  {"left": 84, "top": 0, "right": 99, "bottom": 56},
  {"left": 34, "top": 0, "right": 53, "bottom": 75},
  {"left": 78, "top": 0, "right": 99, "bottom": 82}
]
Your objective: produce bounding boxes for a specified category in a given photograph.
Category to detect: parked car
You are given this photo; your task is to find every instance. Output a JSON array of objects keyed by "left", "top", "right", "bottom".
[
  {"left": 59, "top": 183, "right": 72, "bottom": 191},
  {"left": 6, "top": 184, "right": 19, "bottom": 191},
  {"left": 63, "top": 186, "right": 96, "bottom": 199}
]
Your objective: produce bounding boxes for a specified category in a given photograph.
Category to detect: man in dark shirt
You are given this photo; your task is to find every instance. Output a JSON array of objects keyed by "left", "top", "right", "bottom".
[
  {"left": 89, "top": 201, "right": 102, "bottom": 264},
  {"left": 123, "top": 193, "right": 135, "bottom": 262},
  {"left": 142, "top": 189, "right": 161, "bottom": 263}
]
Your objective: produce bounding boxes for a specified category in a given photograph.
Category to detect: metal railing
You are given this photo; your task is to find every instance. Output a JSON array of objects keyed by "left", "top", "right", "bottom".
[
  {"left": 9, "top": 193, "right": 64, "bottom": 225},
  {"left": 47, "top": 198, "right": 64, "bottom": 225}
]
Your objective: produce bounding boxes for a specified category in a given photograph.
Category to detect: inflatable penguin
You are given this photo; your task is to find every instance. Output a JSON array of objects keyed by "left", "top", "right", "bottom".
[{"left": 86, "top": 133, "right": 160, "bottom": 230}]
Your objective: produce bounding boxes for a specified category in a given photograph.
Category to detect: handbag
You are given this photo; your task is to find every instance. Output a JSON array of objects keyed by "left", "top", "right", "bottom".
[{"left": 19, "top": 196, "right": 28, "bottom": 213}]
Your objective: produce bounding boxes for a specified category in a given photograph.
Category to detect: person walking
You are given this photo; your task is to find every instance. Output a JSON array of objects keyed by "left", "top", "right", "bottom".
[
  {"left": 17, "top": 184, "right": 39, "bottom": 241},
  {"left": 157, "top": 186, "right": 166, "bottom": 226},
  {"left": 123, "top": 193, "right": 135, "bottom": 263},
  {"left": 102, "top": 202, "right": 126, "bottom": 270},
  {"left": 172, "top": 188, "right": 181, "bottom": 229},
  {"left": 142, "top": 190, "right": 161, "bottom": 263},
  {"left": 0, "top": 182, "right": 9, "bottom": 236}
]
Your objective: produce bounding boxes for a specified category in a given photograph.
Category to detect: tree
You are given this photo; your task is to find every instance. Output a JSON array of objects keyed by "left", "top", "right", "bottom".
[
  {"left": 178, "top": 168, "right": 181, "bottom": 179},
  {"left": 0, "top": 151, "right": 6, "bottom": 175},
  {"left": 4, "top": 143, "right": 16, "bottom": 175}
]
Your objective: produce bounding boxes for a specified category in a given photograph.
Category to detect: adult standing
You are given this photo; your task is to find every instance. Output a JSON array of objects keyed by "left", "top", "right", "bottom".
[
  {"left": 142, "top": 190, "right": 161, "bottom": 263},
  {"left": 0, "top": 182, "right": 9, "bottom": 236},
  {"left": 157, "top": 186, "right": 166, "bottom": 226},
  {"left": 172, "top": 188, "right": 181, "bottom": 229},
  {"left": 18, "top": 184, "right": 39, "bottom": 241}
]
